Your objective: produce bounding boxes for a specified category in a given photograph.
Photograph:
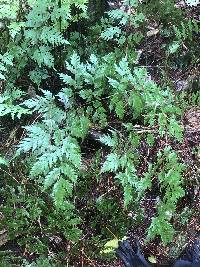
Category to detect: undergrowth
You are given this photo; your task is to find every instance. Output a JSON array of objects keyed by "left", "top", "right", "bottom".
[{"left": 0, "top": 0, "right": 199, "bottom": 265}]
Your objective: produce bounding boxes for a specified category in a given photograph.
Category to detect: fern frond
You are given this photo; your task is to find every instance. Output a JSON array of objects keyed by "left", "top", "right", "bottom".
[
  {"left": 33, "top": 46, "right": 54, "bottom": 68},
  {"left": 101, "top": 153, "right": 121, "bottom": 173},
  {"left": 52, "top": 177, "right": 73, "bottom": 209},
  {"left": 17, "top": 125, "right": 51, "bottom": 153}
]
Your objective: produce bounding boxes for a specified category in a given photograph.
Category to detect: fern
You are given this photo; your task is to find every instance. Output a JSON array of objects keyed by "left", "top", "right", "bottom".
[
  {"left": 36, "top": 26, "right": 69, "bottom": 45},
  {"left": 100, "top": 131, "right": 151, "bottom": 207},
  {"left": 29, "top": 69, "right": 49, "bottom": 86},
  {"left": 0, "top": 0, "right": 19, "bottom": 20},
  {"left": 0, "top": 52, "right": 14, "bottom": 80},
  {"left": 173, "top": 19, "right": 199, "bottom": 42},
  {"left": 17, "top": 125, "right": 51, "bottom": 153},
  {"left": 101, "top": 26, "right": 122, "bottom": 41},
  {"left": 52, "top": 177, "right": 73, "bottom": 209},
  {"left": 100, "top": 1, "right": 144, "bottom": 47},
  {"left": 147, "top": 147, "right": 185, "bottom": 244},
  {"left": 0, "top": 0, "right": 88, "bottom": 90},
  {"left": 99, "top": 133, "right": 117, "bottom": 147},
  {"left": 17, "top": 90, "right": 84, "bottom": 211},
  {"left": 0, "top": 0, "right": 197, "bottom": 262},
  {"left": 32, "top": 46, "right": 55, "bottom": 68},
  {"left": 0, "top": 89, "right": 30, "bottom": 119},
  {"left": 101, "top": 153, "right": 121, "bottom": 173}
]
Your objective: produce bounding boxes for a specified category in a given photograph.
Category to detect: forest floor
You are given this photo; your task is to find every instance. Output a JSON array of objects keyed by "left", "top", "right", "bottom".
[
  {"left": 84, "top": 3, "right": 200, "bottom": 267},
  {"left": 0, "top": 2, "right": 200, "bottom": 267}
]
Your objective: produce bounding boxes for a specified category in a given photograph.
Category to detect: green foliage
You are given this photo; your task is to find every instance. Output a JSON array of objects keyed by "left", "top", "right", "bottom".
[
  {"left": 0, "top": 0, "right": 198, "bottom": 265},
  {"left": 100, "top": 0, "right": 144, "bottom": 51},
  {"left": 147, "top": 147, "right": 185, "bottom": 244},
  {"left": 173, "top": 19, "right": 199, "bottom": 42},
  {"left": 100, "top": 130, "right": 148, "bottom": 207},
  {"left": 23, "top": 257, "right": 59, "bottom": 267},
  {"left": 0, "top": 88, "right": 30, "bottom": 119},
  {"left": 167, "top": 19, "right": 199, "bottom": 56},
  {"left": 17, "top": 89, "right": 88, "bottom": 211},
  {"left": 140, "top": 0, "right": 183, "bottom": 26},
  {"left": 0, "top": 52, "right": 14, "bottom": 80},
  {"left": 0, "top": 0, "right": 88, "bottom": 90}
]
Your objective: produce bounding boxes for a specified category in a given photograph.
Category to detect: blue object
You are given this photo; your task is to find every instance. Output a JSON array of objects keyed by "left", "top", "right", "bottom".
[{"left": 116, "top": 238, "right": 200, "bottom": 267}]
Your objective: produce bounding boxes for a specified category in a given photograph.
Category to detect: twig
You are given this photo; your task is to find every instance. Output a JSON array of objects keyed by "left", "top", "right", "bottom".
[
  {"left": 0, "top": 167, "right": 19, "bottom": 183},
  {"left": 81, "top": 250, "right": 96, "bottom": 267},
  {"left": 98, "top": 186, "right": 115, "bottom": 199},
  {"left": 105, "top": 226, "right": 118, "bottom": 240},
  {"left": 133, "top": 129, "right": 157, "bottom": 133}
]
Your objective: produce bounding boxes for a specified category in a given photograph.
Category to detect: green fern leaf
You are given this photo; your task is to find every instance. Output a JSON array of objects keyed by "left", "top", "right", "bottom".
[
  {"left": 44, "top": 168, "right": 61, "bottom": 190},
  {"left": 99, "top": 134, "right": 116, "bottom": 147},
  {"left": 101, "top": 153, "right": 120, "bottom": 173},
  {"left": 53, "top": 178, "right": 72, "bottom": 209},
  {"left": 101, "top": 26, "right": 121, "bottom": 40}
]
